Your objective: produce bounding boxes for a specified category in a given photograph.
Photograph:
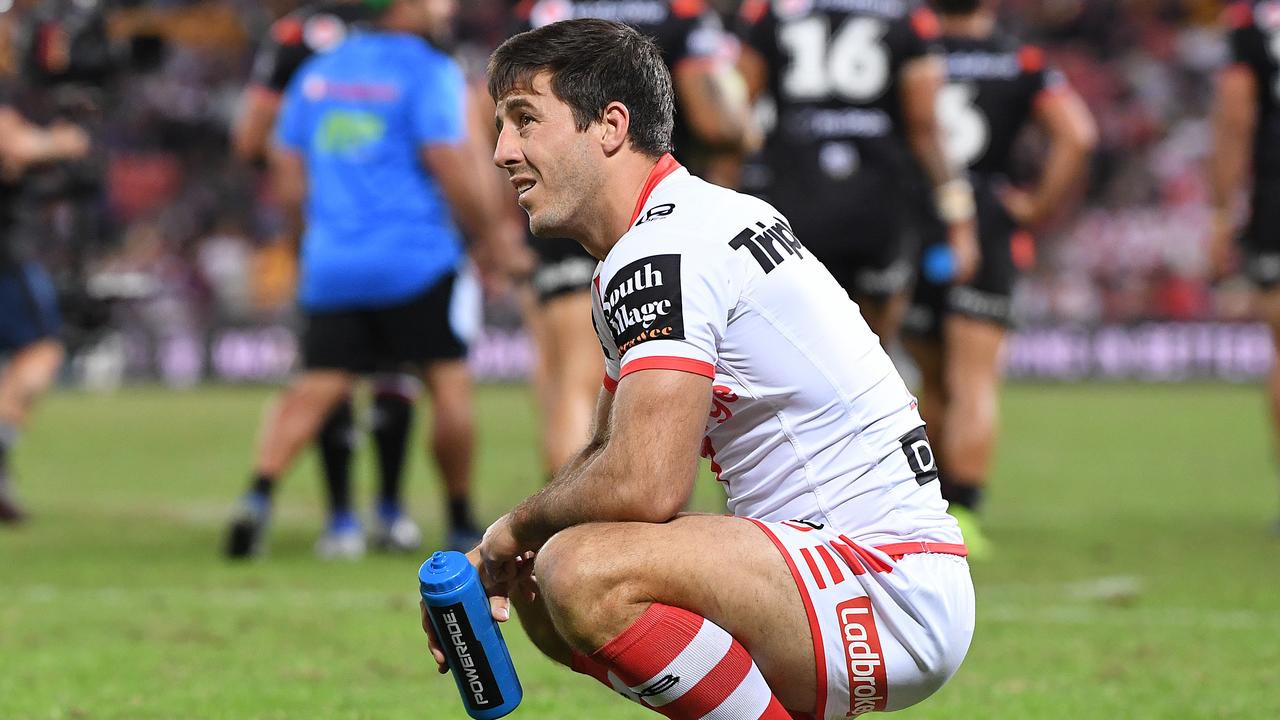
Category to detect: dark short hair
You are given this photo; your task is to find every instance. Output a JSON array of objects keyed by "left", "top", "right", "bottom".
[{"left": 488, "top": 19, "right": 675, "bottom": 158}]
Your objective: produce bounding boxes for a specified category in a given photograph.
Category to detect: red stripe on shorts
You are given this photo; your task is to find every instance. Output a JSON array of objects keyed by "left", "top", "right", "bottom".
[
  {"left": 798, "top": 547, "right": 827, "bottom": 590},
  {"left": 747, "top": 519, "right": 828, "bottom": 720},
  {"left": 814, "top": 545, "right": 845, "bottom": 586}
]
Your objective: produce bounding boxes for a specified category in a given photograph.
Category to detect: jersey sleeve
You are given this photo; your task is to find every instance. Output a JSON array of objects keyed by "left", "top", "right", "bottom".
[
  {"left": 1018, "top": 45, "right": 1068, "bottom": 106},
  {"left": 597, "top": 236, "right": 740, "bottom": 385},
  {"left": 1224, "top": 2, "right": 1267, "bottom": 70},
  {"left": 249, "top": 15, "right": 312, "bottom": 94},
  {"left": 886, "top": 7, "right": 941, "bottom": 67},
  {"left": 734, "top": 0, "right": 779, "bottom": 69},
  {"left": 408, "top": 52, "right": 466, "bottom": 146},
  {"left": 660, "top": 2, "right": 731, "bottom": 70}
]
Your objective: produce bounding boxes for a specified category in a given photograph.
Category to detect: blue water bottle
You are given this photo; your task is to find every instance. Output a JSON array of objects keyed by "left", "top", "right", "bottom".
[
  {"left": 419, "top": 551, "right": 523, "bottom": 719},
  {"left": 922, "top": 243, "right": 956, "bottom": 284}
]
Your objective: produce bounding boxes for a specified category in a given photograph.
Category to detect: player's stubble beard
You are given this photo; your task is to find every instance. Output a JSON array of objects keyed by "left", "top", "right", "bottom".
[{"left": 525, "top": 133, "right": 605, "bottom": 252}]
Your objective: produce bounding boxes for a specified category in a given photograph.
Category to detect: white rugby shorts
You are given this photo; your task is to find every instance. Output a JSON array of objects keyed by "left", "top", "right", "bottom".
[{"left": 748, "top": 519, "right": 975, "bottom": 719}]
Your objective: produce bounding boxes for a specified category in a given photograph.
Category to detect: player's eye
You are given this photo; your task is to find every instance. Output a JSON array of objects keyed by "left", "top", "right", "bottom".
[{"left": 518, "top": 113, "right": 535, "bottom": 129}]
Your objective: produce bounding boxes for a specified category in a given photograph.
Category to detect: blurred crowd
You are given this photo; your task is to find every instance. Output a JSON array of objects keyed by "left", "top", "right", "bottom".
[{"left": 0, "top": 0, "right": 1254, "bottom": 384}]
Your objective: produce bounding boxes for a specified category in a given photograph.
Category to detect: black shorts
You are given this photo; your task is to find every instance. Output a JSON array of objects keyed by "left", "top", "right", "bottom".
[
  {"left": 767, "top": 168, "right": 914, "bottom": 300},
  {"left": 302, "top": 272, "right": 467, "bottom": 373},
  {"left": 529, "top": 233, "right": 596, "bottom": 304},
  {"left": 903, "top": 187, "right": 1018, "bottom": 340},
  {"left": 1242, "top": 178, "right": 1280, "bottom": 288}
]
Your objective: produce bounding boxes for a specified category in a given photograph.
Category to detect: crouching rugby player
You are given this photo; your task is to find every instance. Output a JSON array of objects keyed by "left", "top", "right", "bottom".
[{"left": 420, "top": 19, "right": 975, "bottom": 719}]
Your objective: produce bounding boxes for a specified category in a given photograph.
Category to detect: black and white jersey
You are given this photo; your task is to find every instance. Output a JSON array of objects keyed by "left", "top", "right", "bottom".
[
  {"left": 736, "top": 0, "right": 941, "bottom": 189},
  {"left": 935, "top": 34, "right": 1064, "bottom": 182},
  {"left": 1225, "top": 0, "right": 1280, "bottom": 183},
  {"left": 248, "top": 1, "right": 373, "bottom": 96}
]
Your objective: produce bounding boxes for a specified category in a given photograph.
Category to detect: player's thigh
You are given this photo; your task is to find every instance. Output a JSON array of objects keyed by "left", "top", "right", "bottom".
[
  {"left": 540, "top": 515, "right": 817, "bottom": 708},
  {"left": 1255, "top": 286, "right": 1280, "bottom": 339},
  {"left": 540, "top": 290, "right": 602, "bottom": 388},
  {"left": 0, "top": 339, "right": 63, "bottom": 422}
]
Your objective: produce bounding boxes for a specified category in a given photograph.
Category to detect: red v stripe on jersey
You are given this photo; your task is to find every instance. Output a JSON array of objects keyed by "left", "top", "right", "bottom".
[{"left": 629, "top": 153, "right": 683, "bottom": 225}]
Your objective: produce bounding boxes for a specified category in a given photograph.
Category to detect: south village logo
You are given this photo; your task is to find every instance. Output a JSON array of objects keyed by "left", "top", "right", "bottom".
[{"left": 602, "top": 254, "right": 685, "bottom": 354}]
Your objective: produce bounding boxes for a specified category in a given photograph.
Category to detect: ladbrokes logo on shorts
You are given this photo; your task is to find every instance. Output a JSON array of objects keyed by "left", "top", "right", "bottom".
[
  {"left": 602, "top": 254, "right": 684, "bottom": 354},
  {"left": 837, "top": 596, "right": 888, "bottom": 717}
]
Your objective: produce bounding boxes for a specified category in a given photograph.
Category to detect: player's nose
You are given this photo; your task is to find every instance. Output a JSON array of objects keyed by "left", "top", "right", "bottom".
[{"left": 493, "top": 127, "right": 523, "bottom": 170}]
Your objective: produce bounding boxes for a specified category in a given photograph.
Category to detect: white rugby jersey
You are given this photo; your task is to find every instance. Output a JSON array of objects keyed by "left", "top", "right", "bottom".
[{"left": 591, "top": 155, "right": 961, "bottom": 546}]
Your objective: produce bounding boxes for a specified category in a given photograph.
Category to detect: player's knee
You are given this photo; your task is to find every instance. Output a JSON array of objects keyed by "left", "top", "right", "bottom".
[
  {"left": 536, "top": 525, "right": 631, "bottom": 623},
  {"left": 536, "top": 526, "right": 601, "bottom": 602}
]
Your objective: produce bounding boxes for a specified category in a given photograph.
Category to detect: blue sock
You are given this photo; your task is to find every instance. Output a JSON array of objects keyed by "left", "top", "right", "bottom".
[
  {"left": 247, "top": 475, "right": 274, "bottom": 513},
  {"left": 378, "top": 500, "right": 401, "bottom": 524},
  {"left": 330, "top": 510, "right": 360, "bottom": 533}
]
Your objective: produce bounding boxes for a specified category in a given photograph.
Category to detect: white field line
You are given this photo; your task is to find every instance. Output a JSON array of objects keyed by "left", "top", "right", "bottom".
[{"left": 3, "top": 585, "right": 1277, "bottom": 631}]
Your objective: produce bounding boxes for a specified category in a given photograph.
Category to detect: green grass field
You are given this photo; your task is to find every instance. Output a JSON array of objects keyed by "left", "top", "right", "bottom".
[{"left": 2, "top": 383, "right": 1279, "bottom": 719}]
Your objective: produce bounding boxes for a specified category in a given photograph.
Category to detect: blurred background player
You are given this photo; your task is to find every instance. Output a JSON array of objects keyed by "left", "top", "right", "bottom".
[
  {"left": 225, "top": 0, "right": 511, "bottom": 559},
  {"left": 0, "top": 90, "right": 92, "bottom": 523},
  {"left": 735, "top": 0, "right": 978, "bottom": 349},
  {"left": 510, "top": 0, "right": 756, "bottom": 475},
  {"left": 233, "top": 0, "right": 428, "bottom": 558},
  {"left": 902, "top": 0, "right": 1096, "bottom": 555},
  {"left": 1211, "top": 0, "right": 1280, "bottom": 532}
]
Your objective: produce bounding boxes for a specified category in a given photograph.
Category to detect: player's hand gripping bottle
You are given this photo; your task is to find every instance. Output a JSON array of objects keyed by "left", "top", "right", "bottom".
[{"left": 419, "top": 551, "right": 523, "bottom": 719}]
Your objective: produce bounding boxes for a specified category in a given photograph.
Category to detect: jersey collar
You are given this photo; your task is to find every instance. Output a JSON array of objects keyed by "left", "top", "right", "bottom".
[{"left": 628, "top": 153, "right": 683, "bottom": 226}]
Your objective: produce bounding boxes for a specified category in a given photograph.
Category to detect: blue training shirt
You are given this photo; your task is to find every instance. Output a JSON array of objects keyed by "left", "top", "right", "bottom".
[{"left": 275, "top": 31, "right": 466, "bottom": 310}]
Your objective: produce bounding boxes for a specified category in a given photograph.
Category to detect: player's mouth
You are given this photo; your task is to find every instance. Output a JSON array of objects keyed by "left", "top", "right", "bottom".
[{"left": 510, "top": 176, "right": 537, "bottom": 203}]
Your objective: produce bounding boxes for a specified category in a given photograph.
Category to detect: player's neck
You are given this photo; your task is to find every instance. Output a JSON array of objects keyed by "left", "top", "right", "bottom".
[
  {"left": 579, "top": 153, "right": 665, "bottom": 260},
  {"left": 937, "top": 12, "right": 995, "bottom": 39}
]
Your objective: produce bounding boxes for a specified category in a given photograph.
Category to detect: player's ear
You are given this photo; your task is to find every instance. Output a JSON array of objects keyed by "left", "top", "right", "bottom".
[{"left": 599, "top": 101, "right": 630, "bottom": 155}]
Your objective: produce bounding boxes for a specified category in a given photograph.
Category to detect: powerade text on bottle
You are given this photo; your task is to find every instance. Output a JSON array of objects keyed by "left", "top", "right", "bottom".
[{"left": 419, "top": 551, "right": 523, "bottom": 719}]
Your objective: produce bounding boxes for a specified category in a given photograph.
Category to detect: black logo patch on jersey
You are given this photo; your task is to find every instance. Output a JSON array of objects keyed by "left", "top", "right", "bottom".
[
  {"left": 602, "top": 254, "right": 684, "bottom": 355},
  {"left": 899, "top": 426, "right": 939, "bottom": 486},
  {"left": 636, "top": 203, "right": 676, "bottom": 226}
]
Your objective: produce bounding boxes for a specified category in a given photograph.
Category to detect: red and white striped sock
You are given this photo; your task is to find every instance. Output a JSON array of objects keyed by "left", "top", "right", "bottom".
[{"left": 571, "top": 603, "right": 793, "bottom": 720}]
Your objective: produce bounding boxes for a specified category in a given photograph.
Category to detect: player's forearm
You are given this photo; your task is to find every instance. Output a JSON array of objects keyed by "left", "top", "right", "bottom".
[
  {"left": 904, "top": 94, "right": 977, "bottom": 232},
  {"left": 280, "top": 202, "right": 304, "bottom": 254},
  {"left": 2, "top": 123, "right": 90, "bottom": 168},
  {"left": 510, "top": 445, "right": 684, "bottom": 551},
  {"left": 1210, "top": 120, "right": 1252, "bottom": 216},
  {"left": 676, "top": 65, "right": 754, "bottom": 151},
  {"left": 901, "top": 57, "right": 959, "bottom": 189},
  {"left": 1024, "top": 136, "right": 1091, "bottom": 226},
  {"left": 907, "top": 126, "right": 959, "bottom": 189},
  {"left": 1210, "top": 68, "right": 1258, "bottom": 216}
]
